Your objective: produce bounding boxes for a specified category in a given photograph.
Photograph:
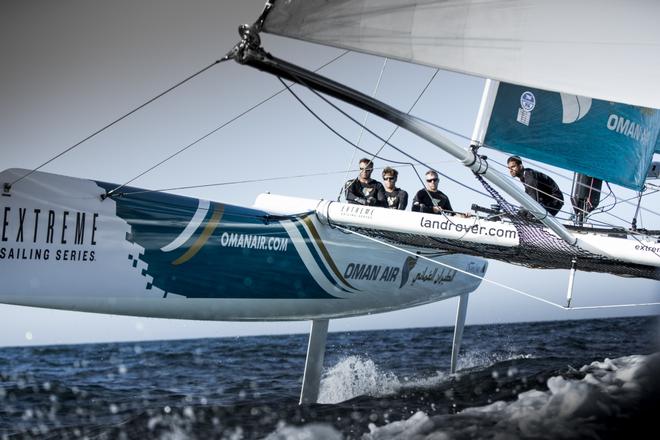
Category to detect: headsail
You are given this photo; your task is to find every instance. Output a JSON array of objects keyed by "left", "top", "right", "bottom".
[
  {"left": 477, "top": 81, "right": 660, "bottom": 191},
  {"left": 262, "top": 0, "right": 660, "bottom": 109}
]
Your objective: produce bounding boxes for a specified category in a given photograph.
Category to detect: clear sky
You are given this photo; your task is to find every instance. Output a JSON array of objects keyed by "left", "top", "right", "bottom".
[{"left": 1, "top": 0, "right": 658, "bottom": 347}]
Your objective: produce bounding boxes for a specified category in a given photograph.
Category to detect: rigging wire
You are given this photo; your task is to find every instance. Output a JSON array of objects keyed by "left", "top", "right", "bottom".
[
  {"left": 277, "top": 73, "right": 491, "bottom": 199},
  {"left": 411, "top": 114, "right": 472, "bottom": 143},
  {"left": 374, "top": 69, "right": 442, "bottom": 204},
  {"left": 107, "top": 93, "right": 284, "bottom": 196},
  {"left": 9, "top": 58, "right": 231, "bottom": 189},
  {"left": 335, "top": 224, "right": 660, "bottom": 311},
  {"left": 106, "top": 50, "right": 350, "bottom": 197},
  {"left": 276, "top": 78, "right": 420, "bottom": 169},
  {"left": 115, "top": 168, "right": 386, "bottom": 195},
  {"left": 106, "top": 161, "right": 457, "bottom": 196},
  {"left": 584, "top": 181, "right": 615, "bottom": 218},
  {"left": 340, "top": 57, "right": 390, "bottom": 201},
  {"left": 591, "top": 188, "right": 660, "bottom": 221}
]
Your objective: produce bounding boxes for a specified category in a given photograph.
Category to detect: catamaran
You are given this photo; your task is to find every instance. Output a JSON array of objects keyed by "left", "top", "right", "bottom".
[{"left": 1, "top": 0, "right": 659, "bottom": 404}]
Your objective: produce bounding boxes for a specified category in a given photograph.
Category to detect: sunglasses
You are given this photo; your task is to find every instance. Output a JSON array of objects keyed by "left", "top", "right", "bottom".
[
  {"left": 359, "top": 168, "right": 373, "bottom": 172},
  {"left": 383, "top": 177, "right": 395, "bottom": 181},
  {"left": 426, "top": 178, "right": 438, "bottom": 183}
]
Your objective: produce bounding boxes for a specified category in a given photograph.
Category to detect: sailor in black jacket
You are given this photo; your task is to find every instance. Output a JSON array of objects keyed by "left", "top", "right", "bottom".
[
  {"left": 345, "top": 158, "right": 386, "bottom": 207},
  {"left": 411, "top": 170, "right": 453, "bottom": 214},
  {"left": 507, "top": 156, "right": 564, "bottom": 216},
  {"left": 382, "top": 166, "right": 408, "bottom": 210}
]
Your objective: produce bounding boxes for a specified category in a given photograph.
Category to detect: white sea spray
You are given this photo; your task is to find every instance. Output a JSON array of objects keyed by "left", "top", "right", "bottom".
[
  {"left": 317, "top": 355, "right": 449, "bottom": 404},
  {"left": 363, "top": 353, "right": 660, "bottom": 440},
  {"left": 264, "top": 422, "right": 343, "bottom": 440}
]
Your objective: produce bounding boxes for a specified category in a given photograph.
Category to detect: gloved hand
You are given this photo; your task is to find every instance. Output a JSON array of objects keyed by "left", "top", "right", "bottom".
[{"left": 366, "top": 196, "right": 377, "bottom": 206}]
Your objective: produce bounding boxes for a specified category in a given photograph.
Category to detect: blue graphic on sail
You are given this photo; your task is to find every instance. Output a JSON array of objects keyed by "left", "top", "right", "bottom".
[{"left": 483, "top": 82, "right": 660, "bottom": 190}]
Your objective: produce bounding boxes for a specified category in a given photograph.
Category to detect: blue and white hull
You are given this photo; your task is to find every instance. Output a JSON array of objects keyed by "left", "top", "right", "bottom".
[{"left": 0, "top": 168, "right": 486, "bottom": 320}]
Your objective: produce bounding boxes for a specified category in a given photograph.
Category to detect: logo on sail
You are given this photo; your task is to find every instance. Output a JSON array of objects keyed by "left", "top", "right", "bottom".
[
  {"left": 559, "top": 93, "right": 592, "bottom": 123},
  {"left": 606, "top": 114, "right": 653, "bottom": 144},
  {"left": 517, "top": 91, "right": 536, "bottom": 126}
]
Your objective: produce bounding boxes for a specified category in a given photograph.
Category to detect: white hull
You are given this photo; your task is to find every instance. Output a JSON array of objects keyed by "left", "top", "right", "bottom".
[{"left": 0, "top": 168, "right": 486, "bottom": 320}]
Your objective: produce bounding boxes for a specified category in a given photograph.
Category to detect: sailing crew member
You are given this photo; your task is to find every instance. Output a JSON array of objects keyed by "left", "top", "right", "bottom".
[
  {"left": 507, "top": 156, "right": 564, "bottom": 216},
  {"left": 382, "top": 166, "right": 408, "bottom": 210},
  {"left": 345, "top": 158, "right": 386, "bottom": 206},
  {"left": 412, "top": 170, "right": 453, "bottom": 214}
]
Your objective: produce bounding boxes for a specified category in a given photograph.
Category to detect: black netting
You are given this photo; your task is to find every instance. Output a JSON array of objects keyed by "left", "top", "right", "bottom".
[
  {"left": 474, "top": 173, "right": 590, "bottom": 256},
  {"left": 344, "top": 227, "right": 658, "bottom": 280},
  {"left": 334, "top": 174, "right": 659, "bottom": 281}
]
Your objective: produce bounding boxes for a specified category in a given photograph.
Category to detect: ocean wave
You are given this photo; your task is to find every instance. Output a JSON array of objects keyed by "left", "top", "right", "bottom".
[
  {"left": 2, "top": 316, "right": 657, "bottom": 439},
  {"left": 363, "top": 353, "right": 660, "bottom": 439}
]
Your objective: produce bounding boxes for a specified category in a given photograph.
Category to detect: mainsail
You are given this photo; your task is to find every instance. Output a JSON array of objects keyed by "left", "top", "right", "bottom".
[{"left": 261, "top": 0, "right": 660, "bottom": 109}]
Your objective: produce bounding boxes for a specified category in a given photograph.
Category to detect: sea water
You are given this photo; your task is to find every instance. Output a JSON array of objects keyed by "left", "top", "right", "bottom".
[{"left": 1, "top": 316, "right": 659, "bottom": 439}]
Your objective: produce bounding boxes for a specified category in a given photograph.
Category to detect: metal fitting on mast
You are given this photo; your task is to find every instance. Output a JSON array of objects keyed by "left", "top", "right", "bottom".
[
  {"left": 224, "top": 0, "right": 273, "bottom": 61},
  {"left": 466, "top": 145, "right": 489, "bottom": 175}
]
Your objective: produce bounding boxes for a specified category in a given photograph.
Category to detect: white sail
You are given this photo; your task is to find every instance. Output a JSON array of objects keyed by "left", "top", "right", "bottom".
[{"left": 263, "top": 0, "right": 660, "bottom": 109}]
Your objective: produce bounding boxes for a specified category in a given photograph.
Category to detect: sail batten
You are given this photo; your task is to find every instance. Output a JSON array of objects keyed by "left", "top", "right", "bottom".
[{"left": 263, "top": 0, "right": 660, "bottom": 109}]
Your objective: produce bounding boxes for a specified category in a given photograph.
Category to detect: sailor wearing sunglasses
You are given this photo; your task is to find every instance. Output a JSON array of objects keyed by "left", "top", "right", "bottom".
[
  {"left": 412, "top": 170, "right": 453, "bottom": 215},
  {"left": 345, "top": 158, "right": 387, "bottom": 207},
  {"left": 381, "top": 166, "right": 408, "bottom": 210}
]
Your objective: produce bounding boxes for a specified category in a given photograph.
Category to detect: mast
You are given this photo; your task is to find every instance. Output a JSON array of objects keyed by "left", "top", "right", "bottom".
[{"left": 470, "top": 79, "right": 499, "bottom": 150}]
